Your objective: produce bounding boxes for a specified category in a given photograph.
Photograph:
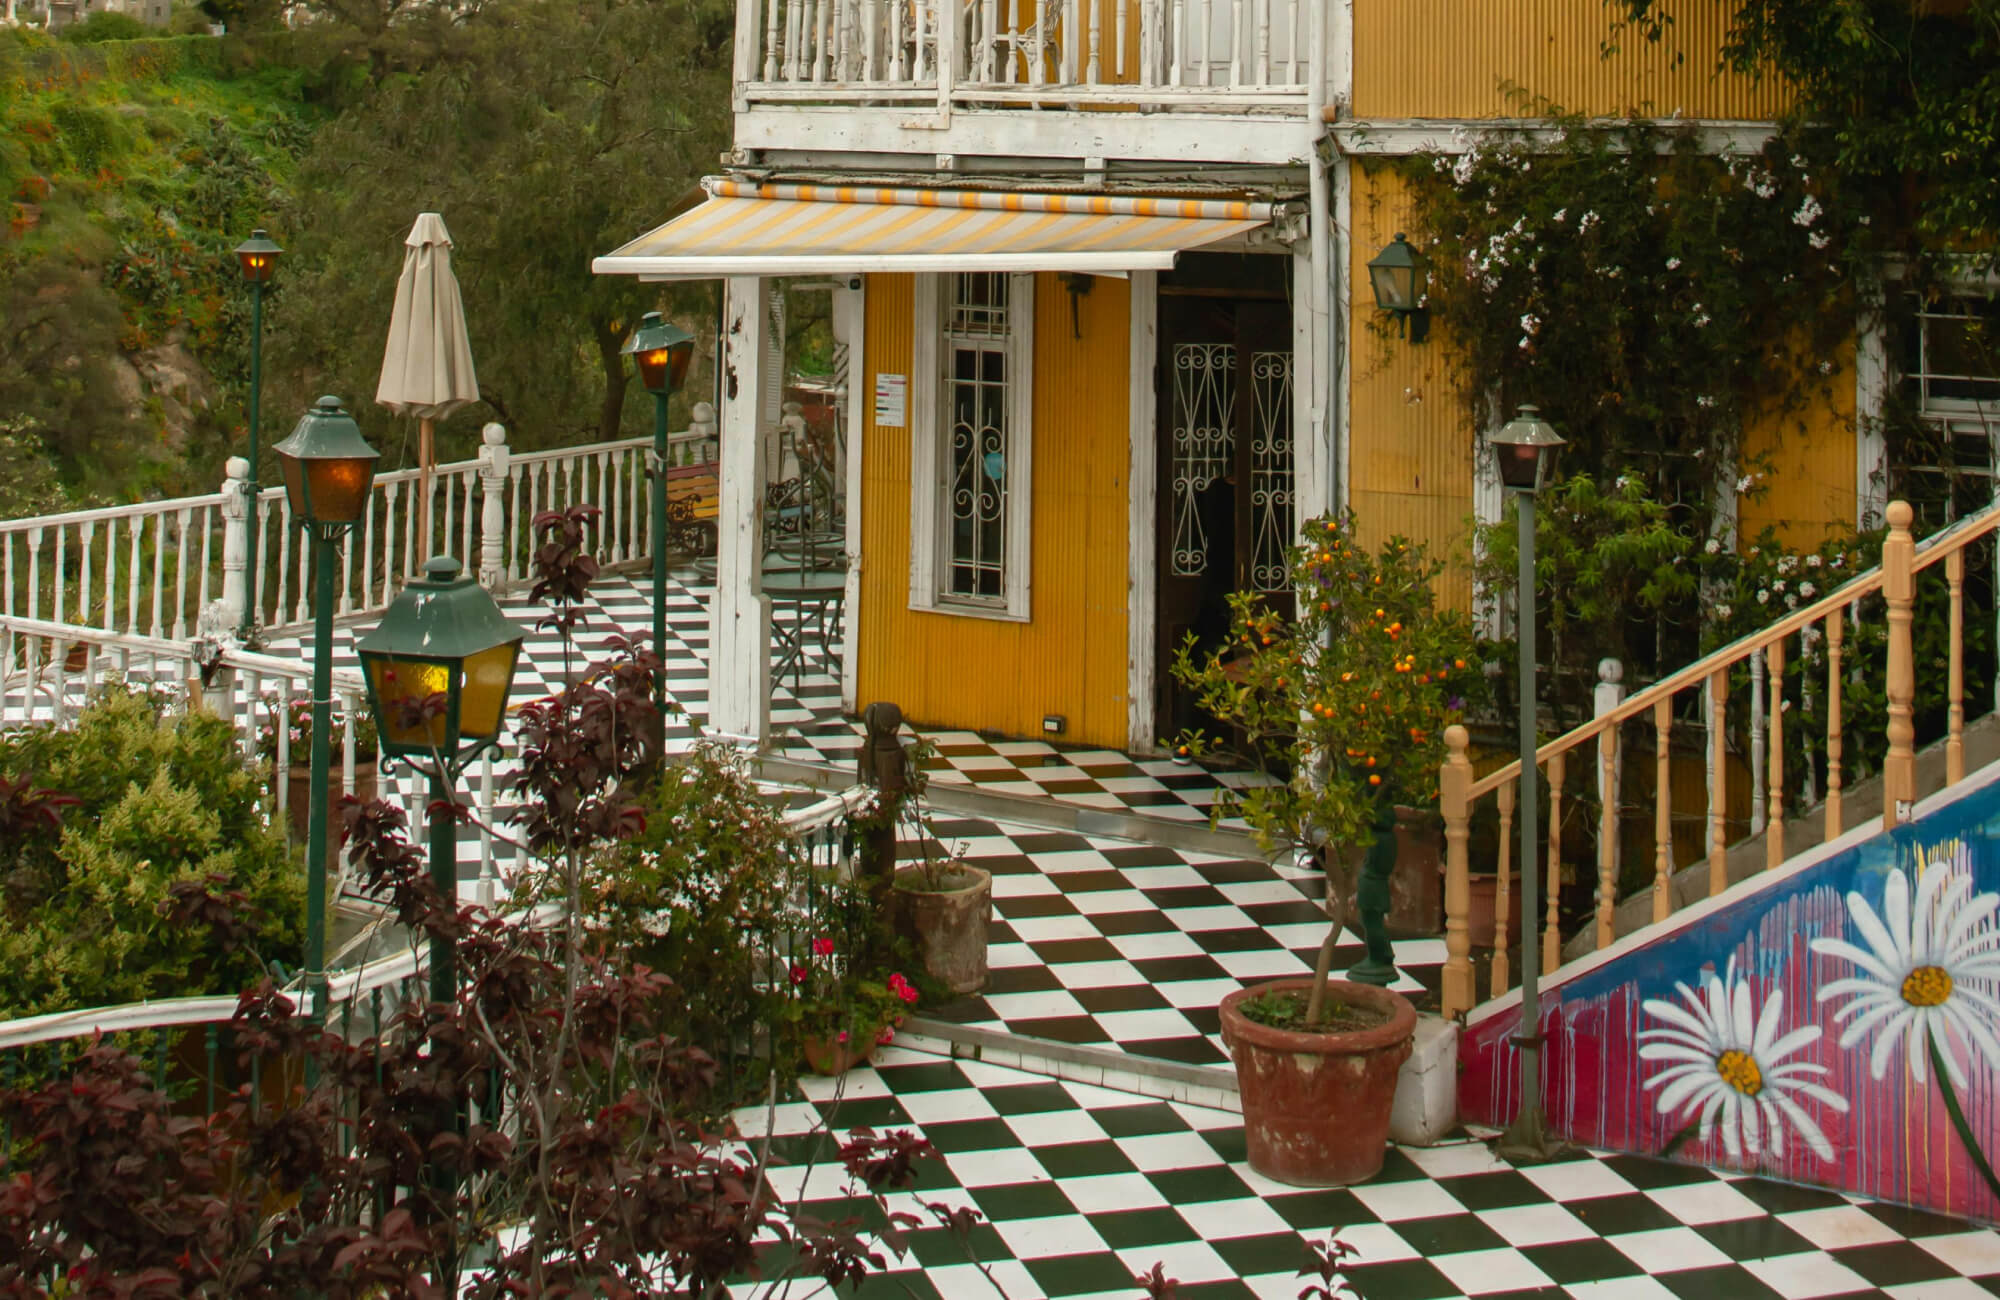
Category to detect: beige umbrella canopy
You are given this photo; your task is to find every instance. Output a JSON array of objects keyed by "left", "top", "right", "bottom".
[{"left": 376, "top": 212, "right": 479, "bottom": 556}]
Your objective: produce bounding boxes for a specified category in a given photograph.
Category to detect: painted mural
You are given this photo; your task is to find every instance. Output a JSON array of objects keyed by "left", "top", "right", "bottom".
[{"left": 1459, "top": 771, "right": 2000, "bottom": 1226}]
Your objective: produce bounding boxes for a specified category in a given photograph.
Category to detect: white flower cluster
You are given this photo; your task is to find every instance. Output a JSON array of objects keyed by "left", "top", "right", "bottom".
[
  {"left": 1520, "top": 312, "right": 1542, "bottom": 336},
  {"left": 1743, "top": 168, "right": 1780, "bottom": 199},
  {"left": 1697, "top": 394, "right": 1716, "bottom": 409},
  {"left": 1577, "top": 211, "right": 1600, "bottom": 234},
  {"left": 1793, "top": 195, "right": 1822, "bottom": 228},
  {"left": 1692, "top": 305, "right": 1711, "bottom": 328},
  {"left": 1665, "top": 256, "right": 1682, "bottom": 270}
]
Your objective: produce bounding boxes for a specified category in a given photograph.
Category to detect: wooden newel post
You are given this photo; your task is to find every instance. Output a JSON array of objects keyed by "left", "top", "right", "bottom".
[
  {"left": 1440, "top": 723, "right": 1474, "bottom": 1018},
  {"left": 1883, "top": 500, "right": 1917, "bottom": 831}
]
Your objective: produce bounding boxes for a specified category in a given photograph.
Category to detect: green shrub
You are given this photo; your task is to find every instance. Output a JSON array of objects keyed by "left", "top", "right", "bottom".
[
  {"left": 59, "top": 12, "right": 152, "bottom": 43},
  {"left": 0, "top": 688, "right": 302, "bottom": 1018}
]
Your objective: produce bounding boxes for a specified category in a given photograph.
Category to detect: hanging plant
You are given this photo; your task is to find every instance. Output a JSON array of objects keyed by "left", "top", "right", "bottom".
[{"left": 1395, "top": 119, "right": 1857, "bottom": 532}]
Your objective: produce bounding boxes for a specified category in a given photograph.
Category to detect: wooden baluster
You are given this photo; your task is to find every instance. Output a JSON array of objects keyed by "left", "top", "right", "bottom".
[
  {"left": 149, "top": 515, "right": 167, "bottom": 639},
  {"left": 1114, "top": 0, "right": 1126, "bottom": 80},
  {"left": 1825, "top": 607, "right": 1844, "bottom": 840},
  {"left": 1439, "top": 725, "right": 1473, "bottom": 1018},
  {"left": 51, "top": 528, "right": 65, "bottom": 626},
  {"left": 1595, "top": 720, "right": 1618, "bottom": 949},
  {"left": 1087, "top": 0, "right": 1102, "bottom": 82},
  {"left": 460, "top": 471, "right": 476, "bottom": 562},
  {"left": 513, "top": 461, "right": 528, "bottom": 583},
  {"left": 1227, "top": 0, "right": 1241, "bottom": 86},
  {"left": 73, "top": 523, "right": 90, "bottom": 630},
  {"left": 1653, "top": 697, "right": 1672, "bottom": 923},
  {"left": 1544, "top": 753, "right": 1564, "bottom": 975},
  {"left": 274, "top": 679, "right": 291, "bottom": 832},
  {"left": 2, "top": 533, "right": 14, "bottom": 623},
  {"left": 1708, "top": 668, "right": 1727, "bottom": 896},
  {"left": 1171, "top": 0, "right": 1186, "bottom": 84},
  {"left": 126, "top": 515, "right": 141, "bottom": 636},
  {"left": 765, "top": 0, "right": 782, "bottom": 79},
  {"left": 360, "top": 487, "right": 377, "bottom": 611},
  {"left": 1254, "top": 0, "right": 1268, "bottom": 83},
  {"left": 1883, "top": 501, "right": 1917, "bottom": 829},
  {"left": 1492, "top": 777, "right": 1514, "bottom": 998},
  {"left": 173, "top": 509, "right": 194, "bottom": 640},
  {"left": 1196, "top": 0, "right": 1210, "bottom": 83},
  {"left": 196, "top": 506, "right": 212, "bottom": 624},
  {"left": 1766, "top": 638, "right": 1785, "bottom": 870},
  {"left": 1947, "top": 546, "right": 1965, "bottom": 785},
  {"left": 272, "top": 498, "right": 292, "bottom": 626},
  {"left": 1288, "top": 0, "right": 1301, "bottom": 81},
  {"left": 252, "top": 494, "right": 271, "bottom": 627}
]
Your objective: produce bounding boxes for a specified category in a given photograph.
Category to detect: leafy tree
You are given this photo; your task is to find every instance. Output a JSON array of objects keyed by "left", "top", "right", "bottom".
[
  {"left": 1607, "top": 0, "right": 2000, "bottom": 264},
  {"left": 60, "top": 11, "right": 153, "bottom": 41},
  {"left": 270, "top": 0, "right": 733, "bottom": 462}
]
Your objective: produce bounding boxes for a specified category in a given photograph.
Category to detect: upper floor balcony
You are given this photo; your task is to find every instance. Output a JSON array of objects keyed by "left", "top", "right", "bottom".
[{"left": 731, "top": 0, "right": 1327, "bottom": 167}]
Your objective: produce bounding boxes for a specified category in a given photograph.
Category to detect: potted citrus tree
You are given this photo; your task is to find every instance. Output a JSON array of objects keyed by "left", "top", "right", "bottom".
[{"left": 1171, "top": 513, "right": 1476, "bottom": 1185}]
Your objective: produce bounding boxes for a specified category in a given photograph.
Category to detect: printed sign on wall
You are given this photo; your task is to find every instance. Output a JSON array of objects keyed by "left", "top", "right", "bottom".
[{"left": 873, "top": 373, "right": 907, "bottom": 428}]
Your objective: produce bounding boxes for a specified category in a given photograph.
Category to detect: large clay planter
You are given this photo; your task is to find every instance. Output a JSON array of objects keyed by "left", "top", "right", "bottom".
[
  {"left": 802, "top": 1034, "right": 876, "bottom": 1076},
  {"left": 890, "top": 865, "right": 992, "bottom": 995},
  {"left": 1326, "top": 806, "right": 1444, "bottom": 937},
  {"left": 1463, "top": 871, "right": 1523, "bottom": 948},
  {"left": 281, "top": 761, "right": 379, "bottom": 842},
  {"left": 1220, "top": 978, "right": 1417, "bottom": 1186}
]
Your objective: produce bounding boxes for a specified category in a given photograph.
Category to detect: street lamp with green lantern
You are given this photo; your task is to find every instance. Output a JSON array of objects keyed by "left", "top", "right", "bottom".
[
  {"left": 1488, "top": 403, "right": 1569, "bottom": 1167},
  {"left": 271, "top": 396, "right": 378, "bottom": 1016},
  {"left": 622, "top": 311, "right": 695, "bottom": 714},
  {"left": 234, "top": 228, "right": 283, "bottom": 640},
  {"left": 356, "top": 557, "right": 523, "bottom": 1004}
]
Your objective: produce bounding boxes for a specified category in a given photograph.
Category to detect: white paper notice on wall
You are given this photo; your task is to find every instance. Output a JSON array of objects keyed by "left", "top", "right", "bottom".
[{"left": 874, "top": 373, "right": 907, "bottom": 428}]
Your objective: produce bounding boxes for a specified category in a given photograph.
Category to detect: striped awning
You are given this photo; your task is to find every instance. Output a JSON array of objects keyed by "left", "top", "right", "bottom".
[{"left": 592, "top": 180, "right": 1274, "bottom": 280}]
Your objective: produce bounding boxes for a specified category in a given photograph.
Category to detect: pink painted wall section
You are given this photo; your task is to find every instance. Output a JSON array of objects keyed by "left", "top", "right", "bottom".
[{"left": 1459, "top": 775, "right": 2000, "bottom": 1227}]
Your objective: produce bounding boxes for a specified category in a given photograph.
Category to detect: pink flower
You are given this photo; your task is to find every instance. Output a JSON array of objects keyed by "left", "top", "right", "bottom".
[
  {"left": 789, "top": 964, "right": 807, "bottom": 985},
  {"left": 811, "top": 937, "right": 835, "bottom": 957},
  {"left": 898, "top": 983, "right": 918, "bottom": 1004},
  {"left": 836, "top": 1030, "right": 849, "bottom": 1043},
  {"left": 876, "top": 1026, "right": 895, "bottom": 1045}
]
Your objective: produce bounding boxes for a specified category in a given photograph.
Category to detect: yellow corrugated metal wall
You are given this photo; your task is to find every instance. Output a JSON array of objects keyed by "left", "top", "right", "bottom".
[
  {"left": 1354, "top": 0, "right": 1791, "bottom": 120},
  {"left": 1737, "top": 344, "right": 1858, "bottom": 545},
  {"left": 856, "top": 273, "right": 1132, "bottom": 746},
  {"left": 1348, "top": 164, "right": 1477, "bottom": 611}
]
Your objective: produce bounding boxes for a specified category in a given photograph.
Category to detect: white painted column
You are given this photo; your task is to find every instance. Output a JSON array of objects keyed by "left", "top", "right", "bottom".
[
  {"left": 835, "top": 280, "right": 866, "bottom": 714},
  {"left": 1291, "top": 241, "right": 1330, "bottom": 531},
  {"left": 711, "top": 275, "right": 774, "bottom": 744},
  {"left": 1126, "top": 269, "right": 1159, "bottom": 752},
  {"left": 477, "top": 423, "right": 510, "bottom": 592}
]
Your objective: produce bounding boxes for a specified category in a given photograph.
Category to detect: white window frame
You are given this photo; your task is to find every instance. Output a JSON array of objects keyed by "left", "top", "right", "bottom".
[{"left": 909, "top": 271, "right": 1035, "bottom": 621}]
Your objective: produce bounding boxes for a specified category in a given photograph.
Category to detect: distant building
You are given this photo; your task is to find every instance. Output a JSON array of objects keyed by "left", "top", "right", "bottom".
[{"left": 15, "top": 0, "right": 172, "bottom": 31}]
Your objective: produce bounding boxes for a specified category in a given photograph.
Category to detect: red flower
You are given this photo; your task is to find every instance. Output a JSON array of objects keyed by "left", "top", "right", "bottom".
[
  {"left": 876, "top": 1026, "right": 896, "bottom": 1045},
  {"left": 811, "top": 936, "right": 835, "bottom": 957},
  {"left": 836, "top": 1030, "right": 849, "bottom": 1043},
  {"left": 789, "top": 964, "right": 807, "bottom": 985},
  {"left": 898, "top": 983, "right": 918, "bottom": 1004}
]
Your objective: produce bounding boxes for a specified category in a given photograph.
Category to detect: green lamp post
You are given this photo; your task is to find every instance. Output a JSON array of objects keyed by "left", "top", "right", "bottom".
[
  {"left": 234, "top": 229, "right": 283, "bottom": 639},
  {"left": 1488, "top": 403, "right": 1569, "bottom": 1167},
  {"left": 1367, "top": 232, "right": 1430, "bottom": 344},
  {"left": 356, "top": 556, "right": 523, "bottom": 1004},
  {"left": 270, "top": 396, "right": 378, "bottom": 1016},
  {"left": 622, "top": 311, "right": 695, "bottom": 713}
]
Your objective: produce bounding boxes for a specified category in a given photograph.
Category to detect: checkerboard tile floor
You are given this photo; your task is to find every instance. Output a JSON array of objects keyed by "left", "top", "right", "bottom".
[
  {"left": 920, "top": 815, "right": 1444, "bottom": 1068},
  {"left": 725, "top": 1043, "right": 2000, "bottom": 1300}
]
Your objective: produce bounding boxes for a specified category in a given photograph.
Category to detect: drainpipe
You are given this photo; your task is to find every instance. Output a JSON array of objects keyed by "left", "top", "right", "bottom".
[{"left": 1306, "top": 0, "right": 1334, "bottom": 521}]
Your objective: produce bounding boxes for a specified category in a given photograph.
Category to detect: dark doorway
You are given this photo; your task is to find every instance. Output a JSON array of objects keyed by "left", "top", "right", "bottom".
[{"left": 1154, "top": 253, "right": 1294, "bottom": 744}]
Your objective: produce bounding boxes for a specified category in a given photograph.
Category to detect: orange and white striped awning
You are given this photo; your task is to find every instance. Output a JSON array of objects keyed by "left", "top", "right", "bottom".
[{"left": 592, "top": 180, "right": 1273, "bottom": 279}]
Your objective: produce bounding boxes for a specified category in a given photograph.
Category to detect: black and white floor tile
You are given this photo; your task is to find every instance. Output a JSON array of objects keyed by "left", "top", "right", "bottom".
[
  {"left": 920, "top": 816, "right": 1443, "bottom": 1068},
  {"left": 725, "top": 1043, "right": 2000, "bottom": 1300}
]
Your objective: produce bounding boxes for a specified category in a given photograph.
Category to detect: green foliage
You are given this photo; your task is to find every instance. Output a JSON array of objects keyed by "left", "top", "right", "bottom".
[
  {"left": 270, "top": 0, "right": 734, "bottom": 460},
  {"left": 0, "top": 688, "right": 302, "bottom": 1019},
  {"left": 1236, "top": 988, "right": 1388, "bottom": 1034},
  {"left": 1170, "top": 514, "right": 1479, "bottom": 855},
  {"left": 61, "top": 12, "right": 153, "bottom": 43},
  {"left": 1398, "top": 122, "right": 1852, "bottom": 518},
  {"left": 1475, "top": 474, "right": 1699, "bottom": 725},
  {"left": 1608, "top": 0, "right": 2000, "bottom": 266}
]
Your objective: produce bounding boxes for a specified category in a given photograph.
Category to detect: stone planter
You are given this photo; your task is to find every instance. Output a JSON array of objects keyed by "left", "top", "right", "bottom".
[
  {"left": 1326, "top": 806, "right": 1444, "bottom": 937},
  {"left": 280, "top": 760, "right": 379, "bottom": 842},
  {"left": 890, "top": 865, "right": 992, "bottom": 995},
  {"left": 1219, "top": 978, "right": 1417, "bottom": 1186}
]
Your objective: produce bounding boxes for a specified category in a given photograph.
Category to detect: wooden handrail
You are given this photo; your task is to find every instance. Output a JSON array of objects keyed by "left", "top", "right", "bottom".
[{"left": 1464, "top": 497, "right": 2000, "bottom": 801}]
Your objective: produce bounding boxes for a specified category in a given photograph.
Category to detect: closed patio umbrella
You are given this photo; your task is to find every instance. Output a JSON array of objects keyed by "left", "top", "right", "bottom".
[{"left": 376, "top": 212, "right": 478, "bottom": 559}]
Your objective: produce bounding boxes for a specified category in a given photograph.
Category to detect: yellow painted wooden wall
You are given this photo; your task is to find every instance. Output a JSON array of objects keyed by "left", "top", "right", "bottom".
[
  {"left": 1354, "top": 0, "right": 1791, "bottom": 120},
  {"left": 856, "top": 273, "right": 1132, "bottom": 746},
  {"left": 1348, "top": 164, "right": 1477, "bottom": 611},
  {"left": 1738, "top": 344, "right": 1858, "bottom": 545}
]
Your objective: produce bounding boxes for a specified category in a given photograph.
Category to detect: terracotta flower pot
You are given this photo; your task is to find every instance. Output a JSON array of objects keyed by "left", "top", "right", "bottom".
[
  {"left": 802, "top": 1034, "right": 876, "bottom": 1076},
  {"left": 280, "top": 761, "right": 379, "bottom": 842},
  {"left": 890, "top": 865, "right": 991, "bottom": 995},
  {"left": 1220, "top": 978, "right": 1417, "bottom": 1186},
  {"left": 1463, "top": 871, "right": 1523, "bottom": 948}
]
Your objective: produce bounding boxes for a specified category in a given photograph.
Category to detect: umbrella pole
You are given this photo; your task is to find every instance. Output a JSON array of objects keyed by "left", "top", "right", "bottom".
[{"left": 418, "top": 416, "right": 435, "bottom": 565}]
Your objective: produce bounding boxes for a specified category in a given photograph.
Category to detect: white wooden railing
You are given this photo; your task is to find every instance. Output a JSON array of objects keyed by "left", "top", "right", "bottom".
[
  {"left": 0, "top": 404, "right": 716, "bottom": 647},
  {"left": 739, "top": 0, "right": 1315, "bottom": 107}
]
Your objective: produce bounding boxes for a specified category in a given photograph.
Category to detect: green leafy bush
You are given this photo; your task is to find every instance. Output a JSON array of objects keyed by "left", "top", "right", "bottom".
[
  {"left": 59, "top": 12, "right": 152, "bottom": 43},
  {"left": 0, "top": 688, "right": 302, "bottom": 1018}
]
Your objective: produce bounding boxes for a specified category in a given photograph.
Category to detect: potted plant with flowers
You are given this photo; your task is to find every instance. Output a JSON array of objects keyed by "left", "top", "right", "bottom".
[
  {"left": 785, "top": 935, "right": 920, "bottom": 1075},
  {"left": 257, "top": 696, "right": 379, "bottom": 840},
  {"left": 1171, "top": 512, "right": 1477, "bottom": 1185}
]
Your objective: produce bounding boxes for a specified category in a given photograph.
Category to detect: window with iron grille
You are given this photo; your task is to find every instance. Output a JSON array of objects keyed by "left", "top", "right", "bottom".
[
  {"left": 1894, "top": 296, "right": 2000, "bottom": 527},
  {"left": 909, "top": 272, "right": 1034, "bottom": 620}
]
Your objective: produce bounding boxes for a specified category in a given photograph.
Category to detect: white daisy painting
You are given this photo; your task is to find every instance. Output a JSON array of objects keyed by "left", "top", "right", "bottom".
[
  {"left": 1810, "top": 847, "right": 2000, "bottom": 1089},
  {"left": 1639, "top": 957, "right": 1848, "bottom": 1162}
]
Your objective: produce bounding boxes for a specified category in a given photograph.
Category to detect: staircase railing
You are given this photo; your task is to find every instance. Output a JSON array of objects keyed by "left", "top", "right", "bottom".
[{"left": 1438, "top": 499, "right": 2000, "bottom": 1017}]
